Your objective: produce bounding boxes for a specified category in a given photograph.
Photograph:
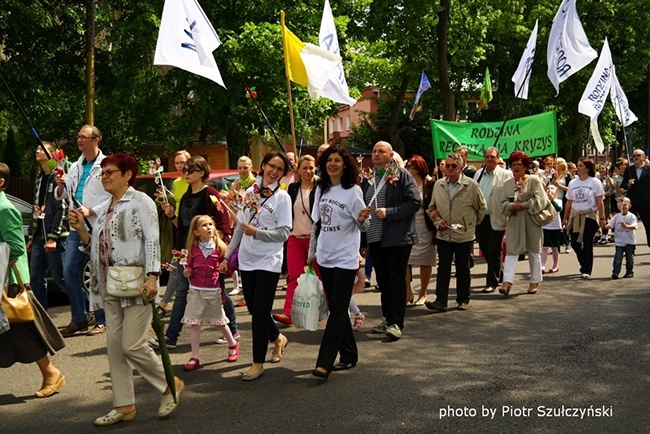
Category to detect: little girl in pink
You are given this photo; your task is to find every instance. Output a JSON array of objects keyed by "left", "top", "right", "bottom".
[{"left": 182, "top": 215, "right": 239, "bottom": 371}]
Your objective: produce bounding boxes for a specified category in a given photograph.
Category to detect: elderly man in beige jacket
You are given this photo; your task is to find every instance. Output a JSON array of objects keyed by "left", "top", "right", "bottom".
[
  {"left": 473, "top": 147, "right": 513, "bottom": 293},
  {"left": 426, "top": 153, "right": 486, "bottom": 311}
]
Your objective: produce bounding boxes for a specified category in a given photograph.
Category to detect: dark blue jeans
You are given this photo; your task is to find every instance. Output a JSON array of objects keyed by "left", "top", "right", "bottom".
[
  {"left": 166, "top": 263, "right": 237, "bottom": 341},
  {"left": 30, "top": 234, "right": 66, "bottom": 309},
  {"left": 612, "top": 244, "right": 635, "bottom": 275},
  {"left": 63, "top": 231, "right": 105, "bottom": 325}
]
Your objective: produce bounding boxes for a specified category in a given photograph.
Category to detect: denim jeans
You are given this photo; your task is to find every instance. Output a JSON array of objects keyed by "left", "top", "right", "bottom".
[
  {"left": 63, "top": 231, "right": 90, "bottom": 324},
  {"left": 612, "top": 244, "right": 635, "bottom": 275},
  {"left": 30, "top": 234, "right": 66, "bottom": 309}
]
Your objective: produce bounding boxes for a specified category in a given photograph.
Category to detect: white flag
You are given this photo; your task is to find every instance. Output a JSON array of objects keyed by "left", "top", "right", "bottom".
[
  {"left": 578, "top": 38, "right": 613, "bottom": 121},
  {"left": 610, "top": 66, "right": 638, "bottom": 127},
  {"left": 154, "top": 0, "right": 226, "bottom": 88},
  {"left": 546, "top": 0, "right": 597, "bottom": 95},
  {"left": 512, "top": 20, "right": 538, "bottom": 100},
  {"left": 578, "top": 39, "right": 613, "bottom": 154},
  {"left": 318, "top": 0, "right": 357, "bottom": 106}
]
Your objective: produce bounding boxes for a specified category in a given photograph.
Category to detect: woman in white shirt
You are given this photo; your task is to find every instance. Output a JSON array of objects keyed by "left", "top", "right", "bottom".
[
  {"left": 308, "top": 145, "right": 370, "bottom": 380},
  {"left": 562, "top": 158, "right": 607, "bottom": 278},
  {"left": 220, "top": 152, "right": 292, "bottom": 381}
]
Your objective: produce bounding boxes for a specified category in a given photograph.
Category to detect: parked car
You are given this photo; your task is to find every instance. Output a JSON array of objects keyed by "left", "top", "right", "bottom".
[
  {"left": 135, "top": 169, "right": 238, "bottom": 199},
  {"left": 6, "top": 193, "right": 91, "bottom": 295},
  {"left": 7, "top": 193, "right": 32, "bottom": 238}
]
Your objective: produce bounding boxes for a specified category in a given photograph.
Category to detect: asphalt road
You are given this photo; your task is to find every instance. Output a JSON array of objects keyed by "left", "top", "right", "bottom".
[{"left": 2, "top": 229, "right": 649, "bottom": 433}]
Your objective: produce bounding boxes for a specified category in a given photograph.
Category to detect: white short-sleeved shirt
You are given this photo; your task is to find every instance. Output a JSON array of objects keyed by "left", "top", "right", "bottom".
[
  {"left": 608, "top": 212, "right": 637, "bottom": 246},
  {"left": 237, "top": 183, "right": 292, "bottom": 273},
  {"left": 312, "top": 184, "right": 366, "bottom": 270},
  {"left": 566, "top": 176, "right": 604, "bottom": 212}
]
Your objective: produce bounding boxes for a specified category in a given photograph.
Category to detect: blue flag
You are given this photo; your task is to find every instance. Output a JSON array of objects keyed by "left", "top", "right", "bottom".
[{"left": 409, "top": 71, "right": 432, "bottom": 120}]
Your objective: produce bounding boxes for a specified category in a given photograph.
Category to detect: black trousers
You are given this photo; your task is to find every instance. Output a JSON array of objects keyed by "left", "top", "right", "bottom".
[
  {"left": 436, "top": 240, "right": 473, "bottom": 306},
  {"left": 316, "top": 266, "right": 358, "bottom": 371},
  {"left": 241, "top": 270, "right": 281, "bottom": 363},
  {"left": 369, "top": 242, "right": 412, "bottom": 329},
  {"left": 475, "top": 215, "right": 505, "bottom": 288},
  {"left": 570, "top": 218, "right": 599, "bottom": 275},
  {"left": 633, "top": 207, "right": 650, "bottom": 246}
]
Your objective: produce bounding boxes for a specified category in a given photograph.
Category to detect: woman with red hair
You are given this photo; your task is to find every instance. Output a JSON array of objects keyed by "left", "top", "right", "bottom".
[
  {"left": 498, "top": 151, "right": 547, "bottom": 296},
  {"left": 405, "top": 155, "right": 436, "bottom": 305}
]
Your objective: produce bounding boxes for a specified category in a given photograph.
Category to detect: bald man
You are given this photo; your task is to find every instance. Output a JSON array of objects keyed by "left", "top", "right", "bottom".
[{"left": 360, "top": 141, "right": 420, "bottom": 340}]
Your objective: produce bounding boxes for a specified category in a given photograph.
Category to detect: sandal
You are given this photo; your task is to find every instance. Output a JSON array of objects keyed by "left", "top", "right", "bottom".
[
  {"left": 35, "top": 374, "right": 66, "bottom": 398},
  {"left": 94, "top": 409, "right": 136, "bottom": 426},
  {"left": 158, "top": 378, "right": 185, "bottom": 418},
  {"left": 499, "top": 282, "right": 512, "bottom": 297},
  {"left": 528, "top": 283, "right": 539, "bottom": 294}
]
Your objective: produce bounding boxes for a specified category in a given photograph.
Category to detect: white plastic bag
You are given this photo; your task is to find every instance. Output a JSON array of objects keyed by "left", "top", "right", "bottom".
[{"left": 292, "top": 267, "right": 323, "bottom": 331}]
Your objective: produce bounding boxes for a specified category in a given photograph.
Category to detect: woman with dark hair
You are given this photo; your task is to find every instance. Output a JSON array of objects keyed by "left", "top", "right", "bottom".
[
  {"left": 498, "top": 151, "right": 547, "bottom": 296},
  {"left": 405, "top": 155, "right": 436, "bottom": 305},
  {"left": 69, "top": 153, "right": 183, "bottom": 425},
  {"left": 220, "top": 151, "right": 292, "bottom": 381},
  {"left": 158, "top": 155, "right": 236, "bottom": 349},
  {"left": 307, "top": 145, "right": 371, "bottom": 380},
  {"left": 562, "top": 158, "right": 607, "bottom": 279},
  {"left": 273, "top": 154, "right": 318, "bottom": 326}
]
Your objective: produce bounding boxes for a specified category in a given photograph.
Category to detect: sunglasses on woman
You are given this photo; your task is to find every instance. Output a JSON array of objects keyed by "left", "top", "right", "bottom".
[{"left": 181, "top": 167, "right": 197, "bottom": 175}]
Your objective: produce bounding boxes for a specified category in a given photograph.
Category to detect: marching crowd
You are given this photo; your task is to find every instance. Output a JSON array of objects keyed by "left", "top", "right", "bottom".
[{"left": 0, "top": 123, "right": 645, "bottom": 426}]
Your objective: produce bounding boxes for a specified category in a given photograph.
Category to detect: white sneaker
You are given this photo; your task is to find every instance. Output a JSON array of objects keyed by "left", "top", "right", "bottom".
[{"left": 229, "top": 287, "right": 242, "bottom": 296}]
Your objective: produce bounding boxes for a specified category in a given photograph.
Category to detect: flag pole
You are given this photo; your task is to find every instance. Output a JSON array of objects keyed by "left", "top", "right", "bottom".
[
  {"left": 491, "top": 62, "right": 534, "bottom": 151},
  {"left": 281, "top": 11, "right": 298, "bottom": 156},
  {"left": 297, "top": 98, "right": 311, "bottom": 158},
  {"left": 221, "top": 39, "right": 288, "bottom": 157},
  {"left": 0, "top": 70, "right": 52, "bottom": 161}
]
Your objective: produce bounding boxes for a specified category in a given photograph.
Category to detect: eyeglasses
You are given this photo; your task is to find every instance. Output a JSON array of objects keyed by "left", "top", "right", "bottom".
[
  {"left": 446, "top": 164, "right": 459, "bottom": 169},
  {"left": 181, "top": 167, "right": 197, "bottom": 175},
  {"left": 632, "top": 154, "right": 642, "bottom": 158},
  {"left": 406, "top": 164, "right": 415, "bottom": 169},
  {"left": 99, "top": 169, "right": 121, "bottom": 178},
  {"left": 77, "top": 135, "right": 97, "bottom": 140},
  {"left": 265, "top": 162, "right": 285, "bottom": 173}
]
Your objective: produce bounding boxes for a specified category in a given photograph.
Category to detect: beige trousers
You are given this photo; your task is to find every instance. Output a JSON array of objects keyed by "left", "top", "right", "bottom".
[{"left": 104, "top": 297, "right": 167, "bottom": 407}]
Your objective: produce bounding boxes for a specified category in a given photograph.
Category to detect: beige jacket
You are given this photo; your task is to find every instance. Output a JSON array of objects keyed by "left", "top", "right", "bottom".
[
  {"left": 427, "top": 174, "right": 487, "bottom": 243},
  {"left": 499, "top": 175, "right": 546, "bottom": 254},
  {"left": 474, "top": 165, "right": 513, "bottom": 231}
]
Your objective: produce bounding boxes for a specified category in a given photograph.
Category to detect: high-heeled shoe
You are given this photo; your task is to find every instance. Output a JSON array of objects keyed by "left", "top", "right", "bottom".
[
  {"left": 528, "top": 283, "right": 539, "bottom": 294},
  {"left": 312, "top": 368, "right": 330, "bottom": 380},
  {"left": 499, "top": 282, "right": 512, "bottom": 297},
  {"left": 270, "top": 334, "right": 288, "bottom": 363},
  {"left": 332, "top": 361, "right": 356, "bottom": 371}
]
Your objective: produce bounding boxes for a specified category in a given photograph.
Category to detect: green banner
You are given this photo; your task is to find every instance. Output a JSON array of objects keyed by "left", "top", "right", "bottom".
[{"left": 431, "top": 111, "right": 557, "bottom": 161}]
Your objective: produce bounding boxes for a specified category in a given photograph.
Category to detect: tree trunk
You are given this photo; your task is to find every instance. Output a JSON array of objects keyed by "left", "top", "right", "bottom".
[
  {"left": 388, "top": 72, "right": 410, "bottom": 156},
  {"left": 437, "top": 0, "right": 455, "bottom": 121}
]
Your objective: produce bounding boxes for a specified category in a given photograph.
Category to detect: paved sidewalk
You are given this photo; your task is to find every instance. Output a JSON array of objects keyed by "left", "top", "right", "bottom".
[{"left": 1, "top": 227, "right": 649, "bottom": 433}]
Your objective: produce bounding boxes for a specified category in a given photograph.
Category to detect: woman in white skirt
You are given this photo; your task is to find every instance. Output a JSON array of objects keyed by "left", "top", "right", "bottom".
[{"left": 405, "top": 155, "right": 436, "bottom": 306}]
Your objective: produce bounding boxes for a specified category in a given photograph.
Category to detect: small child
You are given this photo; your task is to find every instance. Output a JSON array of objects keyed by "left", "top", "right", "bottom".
[
  {"left": 350, "top": 266, "right": 365, "bottom": 331},
  {"left": 607, "top": 197, "right": 637, "bottom": 279},
  {"left": 541, "top": 185, "right": 567, "bottom": 273},
  {"left": 181, "top": 215, "right": 239, "bottom": 371}
]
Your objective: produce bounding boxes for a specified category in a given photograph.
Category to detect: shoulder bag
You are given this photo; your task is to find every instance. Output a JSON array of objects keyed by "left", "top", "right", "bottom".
[
  {"left": 106, "top": 266, "right": 144, "bottom": 298},
  {"left": 531, "top": 198, "right": 557, "bottom": 227},
  {"left": 1, "top": 261, "right": 35, "bottom": 323}
]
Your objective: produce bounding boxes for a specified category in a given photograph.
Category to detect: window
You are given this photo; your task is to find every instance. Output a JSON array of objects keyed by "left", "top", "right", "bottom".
[
  {"left": 345, "top": 115, "right": 351, "bottom": 131},
  {"left": 338, "top": 117, "right": 343, "bottom": 131}
]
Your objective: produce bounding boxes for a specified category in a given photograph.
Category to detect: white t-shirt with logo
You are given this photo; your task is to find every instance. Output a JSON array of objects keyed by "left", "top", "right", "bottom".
[
  {"left": 312, "top": 184, "right": 366, "bottom": 270},
  {"left": 237, "top": 183, "right": 292, "bottom": 273},
  {"left": 608, "top": 212, "right": 637, "bottom": 247},
  {"left": 566, "top": 176, "right": 604, "bottom": 212}
]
